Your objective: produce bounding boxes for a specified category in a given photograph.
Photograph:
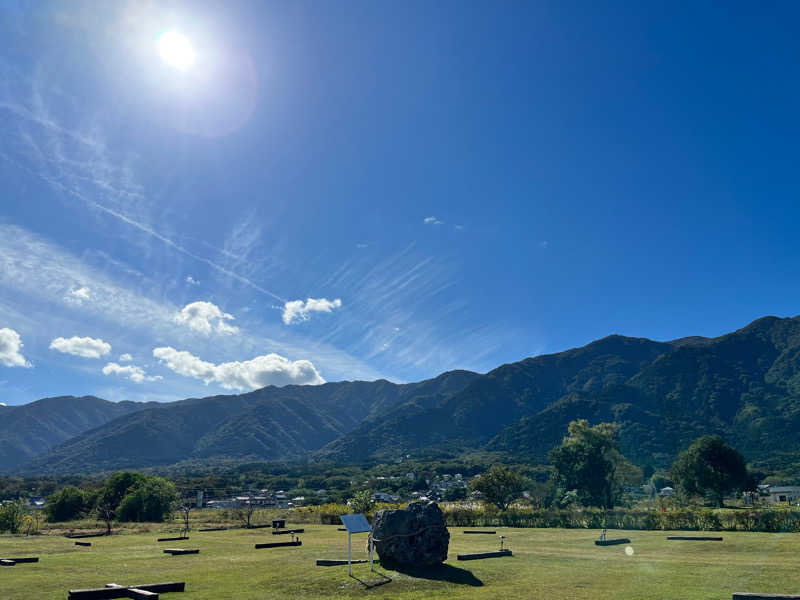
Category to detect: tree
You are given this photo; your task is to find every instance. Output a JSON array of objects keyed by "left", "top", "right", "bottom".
[
  {"left": 347, "top": 490, "right": 375, "bottom": 514},
  {"left": 549, "top": 420, "right": 639, "bottom": 509},
  {"left": 0, "top": 499, "right": 26, "bottom": 534},
  {"left": 94, "top": 496, "right": 116, "bottom": 535},
  {"left": 45, "top": 486, "right": 87, "bottom": 522},
  {"left": 468, "top": 466, "right": 526, "bottom": 511},
  {"left": 235, "top": 496, "right": 257, "bottom": 528},
  {"left": 117, "top": 476, "right": 179, "bottom": 523},
  {"left": 670, "top": 435, "right": 750, "bottom": 507}
]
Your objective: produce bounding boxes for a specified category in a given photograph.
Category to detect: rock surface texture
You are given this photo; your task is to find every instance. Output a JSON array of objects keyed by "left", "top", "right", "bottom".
[{"left": 372, "top": 501, "right": 449, "bottom": 567}]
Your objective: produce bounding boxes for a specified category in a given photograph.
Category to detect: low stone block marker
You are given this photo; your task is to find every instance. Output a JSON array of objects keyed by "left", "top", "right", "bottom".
[
  {"left": 157, "top": 536, "right": 189, "bottom": 542},
  {"left": 457, "top": 550, "right": 513, "bottom": 561},
  {"left": 733, "top": 595, "right": 800, "bottom": 599},
  {"left": 272, "top": 528, "right": 305, "bottom": 535},
  {"left": 75, "top": 541, "right": 92, "bottom": 547},
  {"left": 316, "top": 559, "right": 369, "bottom": 566},
  {"left": 464, "top": 530, "right": 496, "bottom": 534},
  {"left": 595, "top": 538, "right": 631, "bottom": 546},
  {"left": 163, "top": 549, "right": 199, "bottom": 555},
  {"left": 0, "top": 557, "right": 38, "bottom": 565},
  {"left": 254, "top": 541, "right": 302, "bottom": 549},
  {"left": 198, "top": 527, "right": 228, "bottom": 532},
  {"left": 68, "top": 581, "right": 185, "bottom": 600},
  {"left": 66, "top": 532, "right": 107, "bottom": 539},
  {"left": 667, "top": 536, "right": 723, "bottom": 541}
]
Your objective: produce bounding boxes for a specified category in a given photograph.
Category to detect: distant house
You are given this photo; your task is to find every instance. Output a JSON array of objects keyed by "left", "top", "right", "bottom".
[
  {"left": 28, "top": 496, "right": 46, "bottom": 509},
  {"left": 765, "top": 486, "right": 800, "bottom": 504},
  {"left": 658, "top": 487, "right": 675, "bottom": 497}
]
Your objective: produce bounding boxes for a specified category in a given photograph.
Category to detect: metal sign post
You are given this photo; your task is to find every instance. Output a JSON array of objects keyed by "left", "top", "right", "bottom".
[{"left": 340, "top": 514, "right": 372, "bottom": 577}]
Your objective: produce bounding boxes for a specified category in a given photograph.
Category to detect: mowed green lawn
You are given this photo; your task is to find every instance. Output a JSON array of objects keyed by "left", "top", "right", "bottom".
[{"left": 1, "top": 526, "right": 798, "bottom": 599}]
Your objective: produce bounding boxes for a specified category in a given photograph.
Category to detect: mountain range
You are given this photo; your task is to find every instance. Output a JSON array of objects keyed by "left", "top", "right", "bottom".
[{"left": 5, "top": 315, "right": 800, "bottom": 475}]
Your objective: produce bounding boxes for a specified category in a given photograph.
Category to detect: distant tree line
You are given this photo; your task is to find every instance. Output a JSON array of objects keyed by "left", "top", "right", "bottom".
[
  {"left": 46, "top": 472, "right": 178, "bottom": 531},
  {"left": 464, "top": 420, "right": 754, "bottom": 512}
]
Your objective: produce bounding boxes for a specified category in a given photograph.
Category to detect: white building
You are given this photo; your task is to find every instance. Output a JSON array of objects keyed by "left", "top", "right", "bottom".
[{"left": 765, "top": 486, "right": 800, "bottom": 504}]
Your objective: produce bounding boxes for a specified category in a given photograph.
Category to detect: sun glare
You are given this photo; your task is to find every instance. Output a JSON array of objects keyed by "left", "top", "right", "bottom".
[{"left": 158, "top": 30, "right": 195, "bottom": 70}]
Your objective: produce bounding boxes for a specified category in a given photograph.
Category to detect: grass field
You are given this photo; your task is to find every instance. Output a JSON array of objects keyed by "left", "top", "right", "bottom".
[{"left": 1, "top": 526, "right": 798, "bottom": 599}]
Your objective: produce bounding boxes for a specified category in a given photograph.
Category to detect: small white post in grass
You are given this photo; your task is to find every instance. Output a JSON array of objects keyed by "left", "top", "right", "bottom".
[{"left": 369, "top": 532, "right": 374, "bottom": 572}]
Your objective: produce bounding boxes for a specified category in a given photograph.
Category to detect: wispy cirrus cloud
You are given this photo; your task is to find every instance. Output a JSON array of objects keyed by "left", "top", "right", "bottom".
[
  {"left": 0, "top": 224, "right": 385, "bottom": 388},
  {"left": 49, "top": 336, "right": 111, "bottom": 359},
  {"left": 0, "top": 328, "right": 31, "bottom": 368},
  {"left": 423, "top": 216, "right": 444, "bottom": 225},
  {"left": 282, "top": 298, "right": 342, "bottom": 325}
]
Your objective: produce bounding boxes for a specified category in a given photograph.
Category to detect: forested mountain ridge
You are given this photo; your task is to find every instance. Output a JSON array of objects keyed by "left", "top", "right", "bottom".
[
  {"left": 320, "top": 316, "right": 800, "bottom": 468},
  {"left": 8, "top": 315, "right": 800, "bottom": 474},
  {"left": 0, "top": 396, "right": 154, "bottom": 470},
  {"left": 16, "top": 370, "right": 479, "bottom": 474}
]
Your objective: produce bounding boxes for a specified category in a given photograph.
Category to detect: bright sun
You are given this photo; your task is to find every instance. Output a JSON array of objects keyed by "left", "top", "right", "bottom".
[{"left": 158, "top": 30, "right": 195, "bottom": 70}]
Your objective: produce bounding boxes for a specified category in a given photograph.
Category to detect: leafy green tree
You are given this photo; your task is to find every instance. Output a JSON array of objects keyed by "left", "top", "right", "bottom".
[
  {"left": 45, "top": 486, "right": 87, "bottom": 522},
  {"left": 117, "top": 476, "right": 179, "bottom": 522},
  {"left": 549, "top": 420, "right": 639, "bottom": 508},
  {"left": 0, "top": 499, "right": 26, "bottom": 534},
  {"left": 101, "top": 472, "right": 146, "bottom": 509},
  {"left": 468, "top": 465, "right": 527, "bottom": 511},
  {"left": 347, "top": 490, "right": 375, "bottom": 514},
  {"left": 670, "top": 435, "right": 750, "bottom": 507}
]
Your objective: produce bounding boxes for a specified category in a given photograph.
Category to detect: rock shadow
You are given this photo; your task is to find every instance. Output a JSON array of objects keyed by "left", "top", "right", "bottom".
[{"left": 387, "top": 562, "right": 483, "bottom": 587}]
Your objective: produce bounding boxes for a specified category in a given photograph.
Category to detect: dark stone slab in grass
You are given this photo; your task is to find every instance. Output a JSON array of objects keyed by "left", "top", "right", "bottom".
[
  {"left": 456, "top": 550, "right": 512, "bottom": 561},
  {"left": 316, "top": 559, "right": 369, "bottom": 566},
  {"left": 75, "top": 542, "right": 92, "bottom": 547},
  {"left": 66, "top": 532, "right": 107, "bottom": 539},
  {"left": 157, "top": 536, "right": 189, "bottom": 542},
  {"left": 1, "top": 559, "right": 15, "bottom": 566},
  {"left": 68, "top": 581, "right": 185, "bottom": 599},
  {"left": 667, "top": 536, "right": 723, "bottom": 541},
  {"left": 198, "top": 527, "right": 228, "bottom": 532},
  {"left": 163, "top": 549, "right": 199, "bottom": 555},
  {"left": 595, "top": 538, "right": 631, "bottom": 546},
  {"left": 254, "top": 541, "right": 302, "bottom": 549},
  {"left": 733, "top": 595, "right": 800, "bottom": 599},
  {"left": 464, "top": 531, "right": 496, "bottom": 535},
  {"left": 1, "top": 557, "right": 38, "bottom": 563},
  {"left": 272, "top": 529, "right": 305, "bottom": 535},
  {"left": 337, "top": 528, "right": 347, "bottom": 531},
  {"left": 246, "top": 524, "right": 273, "bottom": 529}
]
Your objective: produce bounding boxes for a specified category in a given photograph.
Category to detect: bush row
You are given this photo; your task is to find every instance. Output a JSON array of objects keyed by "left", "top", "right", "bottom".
[{"left": 441, "top": 505, "right": 800, "bottom": 532}]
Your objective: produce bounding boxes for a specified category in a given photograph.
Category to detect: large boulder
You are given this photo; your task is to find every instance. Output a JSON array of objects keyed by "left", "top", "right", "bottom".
[{"left": 371, "top": 501, "right": 449, "bottom": 567}]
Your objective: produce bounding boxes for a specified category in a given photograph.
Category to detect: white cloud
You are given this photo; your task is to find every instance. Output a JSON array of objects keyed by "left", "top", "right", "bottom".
[
  {"left": 0, "top": 328, "right": 31, "bottom": 368},
  {"left": 50, "top": 336, "right": 111, "bottom": 359},
  {"left": 153, "top": 347, "right": 324, "bottom": 390},
  {"left": 102, "top": 362, "right": 162, "bottom": 383},
  {"left": 174, "top": 301, "right": 240, "bottom": 336},
  {"left": 119, "top": 353, "right": 133, "bottom": 362},
  {"left": 185, "top": 275, "right": 200, "bottom": 286},
  {"left": 65, "top": 286, "right": 92, "bottom": 304},
  {"left": 282, "top": 298, "right": 342, "bottom": 325},
  {"left": 423, "top": 216, "right": 444, "bottom": 225}
]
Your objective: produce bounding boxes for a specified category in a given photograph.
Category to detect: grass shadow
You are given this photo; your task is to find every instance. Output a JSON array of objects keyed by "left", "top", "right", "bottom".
[
  {"left": 351, "top": 570, "right": 393, "bottom": 589},
  {"left": 386, "top": 562, "right": 484, "bottom": 587}
]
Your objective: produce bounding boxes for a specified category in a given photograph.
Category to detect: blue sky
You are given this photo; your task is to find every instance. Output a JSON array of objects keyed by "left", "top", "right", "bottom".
[{"left": 1, "top": 1, "right": 799, "bottom": 405}]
